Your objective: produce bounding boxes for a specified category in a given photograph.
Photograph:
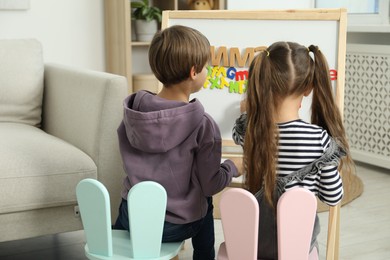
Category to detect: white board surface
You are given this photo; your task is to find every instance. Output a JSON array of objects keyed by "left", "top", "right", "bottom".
[{"left": 163, "top": 10, "right": 346, "bottom": 141}]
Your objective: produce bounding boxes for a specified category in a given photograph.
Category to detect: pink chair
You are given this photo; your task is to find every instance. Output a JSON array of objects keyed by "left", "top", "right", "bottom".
[
  {"left": 277, "top": 188, "right": 318, "bottom": 260},
  {"left": 217, "top": 187, "right": 319, "bottom": 260},
  {"left": 217, "top": 188, "right": 259, "bottom": 260}
]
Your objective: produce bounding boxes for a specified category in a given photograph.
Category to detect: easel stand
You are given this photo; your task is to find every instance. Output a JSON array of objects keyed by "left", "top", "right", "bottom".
[{"left": 162, "top": 9, "right": 348, "bottom": 260}]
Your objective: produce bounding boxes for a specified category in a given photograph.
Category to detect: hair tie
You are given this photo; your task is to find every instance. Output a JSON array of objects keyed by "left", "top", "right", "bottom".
[
  {"left": 265, "top": 50, "right": 270, "bottom": 57},
  {"left": 308, "top": 45, "right": 320, "bottom": 53}
]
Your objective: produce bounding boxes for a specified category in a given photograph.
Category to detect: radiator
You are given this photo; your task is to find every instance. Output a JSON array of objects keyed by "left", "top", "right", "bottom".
[{"left": 344, "top": 44, "right": 390, "bottom": 169}]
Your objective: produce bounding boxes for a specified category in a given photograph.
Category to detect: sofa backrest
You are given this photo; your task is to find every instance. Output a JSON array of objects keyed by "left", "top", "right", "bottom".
[{"left": 0, "top": 39, "right": 44, "bottom": 127}]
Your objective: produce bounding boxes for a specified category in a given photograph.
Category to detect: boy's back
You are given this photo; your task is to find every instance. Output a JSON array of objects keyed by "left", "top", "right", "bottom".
[{"left": 118, "top": 90, "right": 238, "bottom": 224}]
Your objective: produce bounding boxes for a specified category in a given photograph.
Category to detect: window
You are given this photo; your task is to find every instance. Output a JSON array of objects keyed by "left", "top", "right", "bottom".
[{"left": 315, "top": 0, "right": 389, "bottom": 25}]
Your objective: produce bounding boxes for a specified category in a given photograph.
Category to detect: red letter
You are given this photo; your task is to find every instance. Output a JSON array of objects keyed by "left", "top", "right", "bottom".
[{"left": 330, "top": 69, "right": 337, "bottom": 81}]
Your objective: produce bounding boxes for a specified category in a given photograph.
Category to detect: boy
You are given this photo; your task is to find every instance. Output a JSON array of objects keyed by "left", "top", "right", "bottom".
[{"left": 113, "top": 25, "right": 242, "bottom": 260}]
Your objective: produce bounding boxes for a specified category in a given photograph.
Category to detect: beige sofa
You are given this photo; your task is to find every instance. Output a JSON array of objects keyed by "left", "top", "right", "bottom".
[{"left": 0, "top": 39, "right": 128, "bottom": 242}]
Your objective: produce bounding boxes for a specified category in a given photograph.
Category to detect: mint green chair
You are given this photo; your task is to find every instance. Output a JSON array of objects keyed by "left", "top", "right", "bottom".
[{"left": 76, "top": 179, "right": 184, "bottom": 260}]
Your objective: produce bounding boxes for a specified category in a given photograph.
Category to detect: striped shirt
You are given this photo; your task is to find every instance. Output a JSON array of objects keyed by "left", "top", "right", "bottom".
[{"left": 233, "top": 116, "right": 343, "bottom": 206}]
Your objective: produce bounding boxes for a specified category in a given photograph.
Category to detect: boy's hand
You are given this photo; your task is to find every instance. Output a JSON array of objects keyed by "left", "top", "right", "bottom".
[{"left": 228, "top": 156, "right": 244, "bottom": 177}]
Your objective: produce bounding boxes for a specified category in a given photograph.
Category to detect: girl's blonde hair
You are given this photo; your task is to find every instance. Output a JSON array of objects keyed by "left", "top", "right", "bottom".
[
  {"left": 149, "top": 25, "right": 210, "bottom": 86},
  {"left": 244, "top": 41, "right": 354, "bottom": 207}
]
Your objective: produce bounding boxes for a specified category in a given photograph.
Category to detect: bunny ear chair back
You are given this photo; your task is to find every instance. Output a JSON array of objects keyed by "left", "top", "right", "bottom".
[
  {"left": 76, "top": 179, "right": 184, "bottom": 260},
  {"left": 217, "top": 187, "right": 318, "bottom": 260}
]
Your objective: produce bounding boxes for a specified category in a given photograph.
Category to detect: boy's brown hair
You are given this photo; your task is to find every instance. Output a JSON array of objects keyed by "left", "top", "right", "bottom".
[{"left": 148, "top": 25, "right": 210, "bottom": 86}]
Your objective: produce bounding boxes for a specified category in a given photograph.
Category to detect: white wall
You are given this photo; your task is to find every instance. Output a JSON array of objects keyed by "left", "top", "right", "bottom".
[
  {"left": 227, "top": 0, "right": 314, "bottom": 10},
  {"left": 0, "top": 0, "right": 105, "bottom": 71}
]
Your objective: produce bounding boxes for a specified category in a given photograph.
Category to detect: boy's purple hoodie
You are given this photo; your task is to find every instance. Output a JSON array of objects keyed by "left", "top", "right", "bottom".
[{"left": 118, "top": 90, "right": 238, "bottom": 224}]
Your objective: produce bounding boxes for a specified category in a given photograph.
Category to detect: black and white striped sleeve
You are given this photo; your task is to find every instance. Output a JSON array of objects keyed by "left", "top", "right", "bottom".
[
  {"left": 317, "top": 130, "right": 344, "bottom": 206},
  {"left": 232, "top": 112, "right": 247, "bottom": 146}
]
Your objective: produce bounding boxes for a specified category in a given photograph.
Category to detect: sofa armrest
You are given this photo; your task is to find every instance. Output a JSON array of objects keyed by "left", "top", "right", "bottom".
[{"left": 42, "top": 63, "right": 128, "bottom": 218}]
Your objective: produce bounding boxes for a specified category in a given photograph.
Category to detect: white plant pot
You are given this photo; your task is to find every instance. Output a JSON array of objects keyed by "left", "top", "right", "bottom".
[{"left": 134, "top": 20, "right": 158, "bottom": 42}]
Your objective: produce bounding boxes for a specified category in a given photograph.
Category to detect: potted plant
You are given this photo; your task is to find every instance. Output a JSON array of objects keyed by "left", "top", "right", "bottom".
[{"left": 131, "top": 0, "right": 162, "bottom": 42}]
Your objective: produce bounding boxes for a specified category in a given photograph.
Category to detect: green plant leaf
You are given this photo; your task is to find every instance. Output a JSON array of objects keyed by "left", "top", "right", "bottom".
[
  {"left": 131, "top": 0, "right": 161, "bottom": 22},
  {"left": 131, "top": 2, "right": 144, "bottom": 8}
]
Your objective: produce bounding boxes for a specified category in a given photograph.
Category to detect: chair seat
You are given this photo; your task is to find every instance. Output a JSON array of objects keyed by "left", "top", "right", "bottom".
[
  {"left": 217, "top": 242, "right": 228, "bottom": 260},
  {"left": 85, "top": 230, "right": 184, "bottom": 260},
  {"left": 219, "top": 242, "right": 317, "bottom": 260}
]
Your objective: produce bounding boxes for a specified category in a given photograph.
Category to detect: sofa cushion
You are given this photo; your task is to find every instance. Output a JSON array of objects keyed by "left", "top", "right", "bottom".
[
  {"left": 0, "top": 39, "right": 44, "bottom": 127},
  {"left": 0, "top": 123, "right": 97, "bottom": 214}
]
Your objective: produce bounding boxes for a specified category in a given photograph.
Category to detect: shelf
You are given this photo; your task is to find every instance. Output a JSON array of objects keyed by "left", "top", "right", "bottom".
[{"left": 131, "top": 41, "right": 151, "bottom": 46}]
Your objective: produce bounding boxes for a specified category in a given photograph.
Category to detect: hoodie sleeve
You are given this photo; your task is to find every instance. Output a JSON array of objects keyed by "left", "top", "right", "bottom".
[{"left": 195, "top": 115, "right": 239, "bottom": 197}]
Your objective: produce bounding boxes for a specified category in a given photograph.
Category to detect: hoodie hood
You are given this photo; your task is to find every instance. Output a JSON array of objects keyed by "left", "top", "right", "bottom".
[{"left": 122, "top": 91, "right": 204, "bottom": 153}]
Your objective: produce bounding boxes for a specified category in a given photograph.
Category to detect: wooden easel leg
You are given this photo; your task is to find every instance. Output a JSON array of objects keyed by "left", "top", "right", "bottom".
[{"left": 326, "top": 204, "right": 340, "bottom": 260}]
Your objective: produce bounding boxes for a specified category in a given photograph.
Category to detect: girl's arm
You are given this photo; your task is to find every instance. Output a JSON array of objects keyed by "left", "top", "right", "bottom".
[
  {"left": 318, "top": 131, "right": 344, "bottom": 206},
  {"left": 317, "top": 165, "right": 344, "bottom": 206}
]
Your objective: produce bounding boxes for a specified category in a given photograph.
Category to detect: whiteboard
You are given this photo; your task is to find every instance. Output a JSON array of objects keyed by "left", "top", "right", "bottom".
[{"left": 162, "top": 9, "right": 347, "bottom": 142}]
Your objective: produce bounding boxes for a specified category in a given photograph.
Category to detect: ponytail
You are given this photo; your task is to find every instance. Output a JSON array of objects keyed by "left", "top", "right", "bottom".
[
  {"left": 309, "top": 45, "right": 354, "bottom": 178},
  {"left": 244, "top": 50, "right": 279, "bottom": 208}
]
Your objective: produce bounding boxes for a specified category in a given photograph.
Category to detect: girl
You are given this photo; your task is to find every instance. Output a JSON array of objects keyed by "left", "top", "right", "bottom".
[{"left": 233, "top": 41, "right": 354, "bottom": 259}]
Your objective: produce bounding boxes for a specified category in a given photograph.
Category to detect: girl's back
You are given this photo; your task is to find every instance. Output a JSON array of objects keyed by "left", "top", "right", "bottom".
[{"left": 277, "top": 119, "right": 343, "bottom": 205}]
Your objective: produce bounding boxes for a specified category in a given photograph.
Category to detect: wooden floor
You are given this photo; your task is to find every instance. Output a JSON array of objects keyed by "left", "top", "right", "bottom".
[{"left": 0, "top": 162, "right": 389, "bottom": 260}]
